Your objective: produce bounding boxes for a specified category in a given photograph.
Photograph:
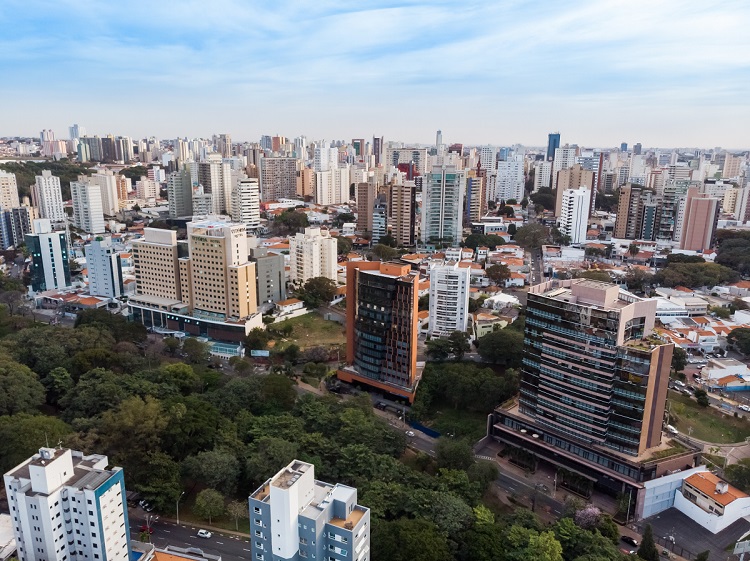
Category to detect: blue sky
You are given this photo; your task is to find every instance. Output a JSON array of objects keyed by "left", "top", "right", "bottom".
[{"left": 3, "top": 0, "right": 749, "bottom": 148}]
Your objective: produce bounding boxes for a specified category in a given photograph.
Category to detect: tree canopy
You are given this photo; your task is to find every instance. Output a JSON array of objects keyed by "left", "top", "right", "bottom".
[
  {"left": 514, "top": 223, "right": 549, "bottom": 250},
  {"left": 299, "top": 276, "right": 337, "bottom": 307}
]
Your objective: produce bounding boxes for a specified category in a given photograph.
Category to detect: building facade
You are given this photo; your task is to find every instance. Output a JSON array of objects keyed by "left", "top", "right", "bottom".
[
  {"left": 231, "top": 177, "right": 261, "bottom": 233},
  {"left": 259, "top": 157, "right": 298, "bottom": 202},
  {"left": 0, "top": 172, "right": 20, "bottom": 210},
  {"left": 4, "top": 447, "right": 130, "bottom": 561},
  {"left": 250, "top": 247, "right": 286, "bottom": 305},
  {"left": 388, "top": 184, "right": 415, "bottom": 247},
  {"left": 85, "top": 237, "right": 124, "bottom": 299},
  {"left": 71, "top": 180, "right": 105, "bottom": 234},
  {"left": 90, "top": 170, "right": 119, "bottom": 216},
  {"left": 428, "top": 261, "right": 471, "bottom": 336},
  {"left": 25, "top": 219, "right": 70, "bottom": 292},
  {"left": 679, "top": 188, "right": 720, "bottom": 251},
  {"left": 558, "top": 186, "right": 591, "bottom": 245},
  {"left": 167, "top": 167, "right": 193, "bottom": 218},
  {"left": 288, "top": 227, "right": 337, "bottom": 285},
  {"left": 248, "top": 460, "right": 370, "bottom": 561},
  {"left": 32, "top": 171, "right": 66, "bottom": 222},
  {"left": 421, "top": 166, "right": 466, "bottom": 245}
]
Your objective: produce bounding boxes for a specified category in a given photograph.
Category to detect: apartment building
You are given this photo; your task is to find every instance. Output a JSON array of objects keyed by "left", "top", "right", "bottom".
[
  {"left": 25, "top": 219, "right": 70, "bottom": 292},
  {"left": 249, "top": 460, "right": 370, "bottom": 561},
  {"left": 32, "top": 171, "right": 65, "bottom": 222},
  {"left": 71, "top": 180, "right": 105, "bottom": 234},
  {"left": 428, "top": 261, "right": 471, "bottom": 336},
  {"left": 388, "top": 184, "right": 415, "bottom": 247},
  {"left": 421, "top": 166, "right": 466, "bottom": 245},
  {"left": 249, "top": 247, "right": 286, "bottom": 305},
  {"left": 356, "top": 183, "right": 376, "bottom": 235},
  {"left": 231, "top": 177, "right": 261, "bottom": 233},
  {"left": 4, "top": 447, "right": 130, "bottom": 561},
  {"left": 288, "top": 227, "right": 337, "bottom": 285},
  {"left": 554, "top": 164, "right": 595, "bottom": 216},
  {"left": 259, "top": 157, "right": 298, "bottom": 202},
  {"left": 558, "top": 186, "right": 591, "bottom": 245},
  {"left": 0, "top": 171, "right": 20, "bottom": 210},
  {"left": 339, "top": 262, "right": 419, "bottom": 401}
]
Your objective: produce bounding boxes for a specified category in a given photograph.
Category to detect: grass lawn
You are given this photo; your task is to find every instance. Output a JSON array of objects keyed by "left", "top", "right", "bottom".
[
  {"left": 271, "top": 313, "right": 347, "bottom": 350},
  {"left": 423, "top": 405, "right": 489, "bottom": 441},
  {"left": 669, "top": 391, "right": 750, "bottom": 444}
]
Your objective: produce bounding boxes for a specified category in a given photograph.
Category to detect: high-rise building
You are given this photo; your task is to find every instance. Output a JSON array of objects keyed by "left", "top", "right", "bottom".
[
  {"left": 25, "top": 219, "right": 70, "bottom": 292},
  {"left": 479, "top": 146, "right": 496, "bottom": 174},
  {"left": 372, "top": 136, "right": 383, "bottom": 166},
  {"left": 132, "top": 228, "right": 182, "bottom": 301},
  {"left": 3, "top": 447, "right": 131, "bottom": 561},
  {"left": 0, "top": 207, "right": 36, "bottom": 250},
  {"left": 558, "top": 186, "right": 591, "bottom": 245},
  {"left": 248, "top": 460, "right": 370, "bottom": 561},
  {"left": 271, "top": 135, "right": 286, "bottom": 153},
  {"left": 489, "top": 279, "right": 678, "bottom": 499},
  {"left": 216, "top": 133, "right": 232, "bottom": 158},
  {"left": 546, "top": 133, "right": 561, "bottom": 161},
  {"left": 614, "top": 184, "right": 647, "bottom": 240},
  {"left": 633, "top": 143, "right": 642, "bottom": 156},
  {"left": 0, "top": 171, "right": 20, "bottom": 210},
  {"left": 249, "top": 247, "right": 286, "bottom": 305},
  {"left": 167, "top": 167, "right": 193, "bottom": 218},
  {"left": 86, "top": 237, "right": 123, "bottom": 298},
  {"left": 296, "top": 168, "right": 314, "bottom": 199},
  {"left": 356, "top": 182, "right": 376, "bottom": 234},
  {"left": 32, "top": 171, "right": 65, "bottom": 222},
  {"left": 231, "top": 177, "right": 261, "bottom": 233},
  {"left": 259, "top": 157, "right": 298, "bottom": 202},
  {"left": 723, "top": 153, "right": 743, "bottom": 179},
  {"left": 495, "top": 155, "right": 525, "bottom": 202},
  {"left": 428, "top": 261, "right": 471, "bottom": 336},
  {"left": 679, "top": 188, "right": 720, "bottom": 251},
  {"left": 289, "top": 227, "right": 337, "bottom": 285},
  {"left": 339, "top": 261, "right": 419, "bottom": 400},
  {"left": 352, "top": 138, "right": 366, "bottom": 157},
  {"left": 314, "top": 167, "right": 350, "bottom": 206},
  {"left": 372, "top": 196, "right": 387, "bottom": 244},
  {"left": 551, "top": 147, "right": 578, "bottom": 191},
  {"left": 533, "top": 161, "right": 552, "bottom": 192},
  {"left": 135, "top": 177, "right": 158, "bottom": 201},
  {"left": 388, "top": 184, "right": 415, "bottom": 247},
  {"left": 191, "top": 154, "right": 232, "bottom": 214},
  {"left": 620, "top": 142, "right": 628, "bottom": 152},
  {"left": 90, "top": 169, "right": 119, "bottom": 216},
  {"left": 465, "top": 170, "right": 486, "bottom": 224},
  {"left": 421, "top": 165, "right": 466, "bottom": 245},
  {"left": 69, "top": 124, "right": 86, "bottom": 140},
  {"left": 71, "top": 180, "right": 105, "bottom": 234},
  {"left": 384, "top": 147, "right": 428, "bottom": 176},
  {"left": 554, "top": 164, "right": 595, "bottom": 216},
  {"left": 79, "top": 137, "right": 103, "bottom": 162}
]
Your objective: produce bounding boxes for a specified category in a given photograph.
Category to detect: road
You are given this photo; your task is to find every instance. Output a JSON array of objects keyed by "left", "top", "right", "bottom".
[
  {"left": 129, "top": 513, "right": 251, "bottom": 560},
  {"left": 494, "top": 471, "right": 564, "bottom": 517}
]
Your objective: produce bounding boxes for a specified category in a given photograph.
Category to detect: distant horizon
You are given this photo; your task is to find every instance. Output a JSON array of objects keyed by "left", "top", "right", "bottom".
[{"left": 2, "top": 1, "right": 749, "bottom": 148}]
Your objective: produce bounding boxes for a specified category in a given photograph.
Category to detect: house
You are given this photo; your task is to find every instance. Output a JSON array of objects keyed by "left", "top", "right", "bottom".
[
  {"left": 505, "top": 272, "right": 526, "bottom": 288},
  {"left": 675, "top": 471, "right": 750, "bottom": 534},
  {"left": 275, "top": 298, "right": 305, "bottom": 315},
  {"left": 475, "top": 246, "right": 489, "bottom": 261},
  {"left": 471, "top": 312, "right": 509, "bottom": 339}
]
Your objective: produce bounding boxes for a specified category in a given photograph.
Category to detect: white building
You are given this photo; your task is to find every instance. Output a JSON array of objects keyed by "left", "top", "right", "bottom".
[
  {"left": 3, "top": 447, "right": 131, "bottom": 561},
  {"left": 135, "top": 177, "right": 158, "bottom": 201},
  {"left": 551, "top": 147, "right": 577, "bottom": 190},
  {"left": 32, "top": 171, "right": 65, "bottom": 222},
  {"left": 558, "top": 186, "right": 591, "bottom": 245},
  {"left": 495, "top": 156, "right": 525, "bottom": 202},
  {"left": 71, "top": 181, "right": 105, "bottom": 233},
  {"left": 0, "top": 171, "right": 20, "bottom": 210},
  {"left": 231, "top": 177, "right": 261, "bottom": 232},
  {"left": 421, "top": 165, "right": 466, "bottom": 245},
  {"left": 192, "top": 186, "right": 213, "bottom": 216},
  {"left": 25, "top": 219, "right": 71, "bottom": 292},
  {"left": 90, "top": 170, "right": 119, "bottom": 215},
  {"left": 248, "top": 460, "right": 370, "bottom": 561},
  {"left": 479, "top": 146, "right": 496, "bottom": 173},
  {"left": 85, "top": 237, "right": 123, "bottom": 298},
  {"left": 313, "top": 145, "right": 338, "bottom": 172},
  {"left": 428, "top": 261, "right": 471, "bottom": 336},
  {"left": 190, "top": 154, "right": 232, "bottom": 214},
  {"left": 289, "top": 227, "right": 337, "bottom": 285},
  {"left": 533, "top": 161, "right": 552, "bottom": 192},
  {"left": 314, "top": 167, "right": 350, "bottom": 206}
]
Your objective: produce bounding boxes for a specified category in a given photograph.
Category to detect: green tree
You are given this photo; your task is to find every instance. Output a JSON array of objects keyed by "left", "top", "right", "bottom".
[
  {"left": 183, "top": 449, "right": 241, "bottom": 495},
  {"left": 379, "top": 234, "right": 397, "bottom": 247},
  {"left": 182, "top": 338, "right": 210, "bottom": 364},
  {"left": 726, "top": 458, "right": 750, "bottom": 493},
  {"left": 695, "top": 551, "right": 709, "bottom": 561},
  {"left": 245, "top": 327, "right": 272, "bottom": 352},
  {"left": 373, "top": 518, "right": 451, "bottom": 561},
  {"left": 134, "top": 451, "right": 182, "bottom": 512},
  {"left": 418, "top": 294, "right": 429, "bottom": 311},
  {"left": 637, "top": 524, "right": 660, "bottom": 561},
  {"left": 299, "top": 276, "right": 337, "bottom": 307},
  {"left": 628, "top": 243, "right": 640, "bottom": 259},
  {"left": 529, "top": 188, "right": 555, "bottom": 212},
  {"left": 728, "top": 328, "right": 750, "bottom": 354},
  {"left": 246, "top": 436, "right": 299, "bottom": 487},
  {"left": 463, "top": 234, "right": 506, "bottom": 250},
  {"left": 694, "top": 389, "right": 710, "bottom": 407},
  {"left": 447, "top": 330, "right": 470, "bottom": 359},
  {"left": 194, "top": 489, "right": 225, "bottom": 524},
  {"left": 372, "top": 243, "right": 399, "bottom": 261},
  {"left": 476, "top": 328, "right": 524, "bottom": 367},
  {"left": 0, "top": 414, "right": 71, "bottom": 473},
  {"left": 514, "top": 223, "right": 548, "bottom": 250},
  {"left": 526, "top": 530, "right": 563, "bottom": 561},
  {"left": 624, "top": 267, "right": 653, "bottom": 293},
  {"left": 671, "top": 347, "right": 687, "bottom": 373},
  {"left": 426, "top": 338, "right": 453, "bottom": 361},
  {"left": 486, "top": 264, "right": 511, "bottom": 285},
  {"left": 0, "top": 358, "right": 46, "bottom": 415},
  {"left": 227, "top": 500, "right": 249, "bottom": 531},
  {"left": 574, "top": 270, "right": 612, "bottom": 282},
  {"left": 507, "top": 223, "right": 517, "bottom": 236},
  {"left": 40, "top": 366, "right": 73, "bottom": 405},
  {"left": 276, "top": 209, "right": 309, "bottom": 233},
  {"left": 163, "top": 337, "right": 181, "bottom": 355},
  {"left": 436, "top": 438, "right": 474, "bottom": 471},
  {"left": 337, "top": 236, "right": 353, "bottom": 255}
]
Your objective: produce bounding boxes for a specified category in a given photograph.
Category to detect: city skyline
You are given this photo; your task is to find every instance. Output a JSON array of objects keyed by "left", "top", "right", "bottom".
[{"left": 3, "top": 0, "right": 749, "bottom": 148}]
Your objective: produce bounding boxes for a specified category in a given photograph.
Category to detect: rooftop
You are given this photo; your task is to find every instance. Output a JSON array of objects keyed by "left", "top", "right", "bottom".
[
  {"left": 329, "top": 506, "right": 367, "bottom": 529},
  {"left": 684, "top": 472, "right": 747, "bottom": 506}
]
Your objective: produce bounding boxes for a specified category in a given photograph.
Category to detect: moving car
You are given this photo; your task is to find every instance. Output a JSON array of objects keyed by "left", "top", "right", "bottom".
[
  {"left": 621, "top": 535, "right": 639, "bottom": 547},
  {"left": 405, "top": 430, "right": 415, "bottom": 437},
  {"left": 197, "top": 529, "right": 212, "bottom": 539}
]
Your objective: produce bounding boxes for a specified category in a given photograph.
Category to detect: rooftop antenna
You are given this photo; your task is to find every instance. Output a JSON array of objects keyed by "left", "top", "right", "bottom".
[
  {"left": 45, "top": 432, "right": 49, "bottom": 448},
  {"left": 57, "top": 439, "right": 63, "bottom": 449}
]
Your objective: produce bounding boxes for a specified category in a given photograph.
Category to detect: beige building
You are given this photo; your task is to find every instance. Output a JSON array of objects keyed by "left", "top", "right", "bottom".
[
  {"left": 356, "top": 182, "right": 376, "bottom": 234},
  {"left": 296, "top": 168, "right": 314, "bottom": 199},
  {"left": 289, "top": 226, "right": 337, "bottom": 285},
  {"left": 389, "top": 183, "right": 416, "bottom": 247},
  {"left": 0, "top": 171, "right": 20, "bottom": 210},
  {"left": 679, "top": 187, "right": 720, "bottom": 251},
  {"left": 132, "top": 228, "right": 183, "bottom": 300},
  {"left": 260, "top": 157, "right": 298, "bottom": 202},
  {"left": 554, "top": 164, "right": 595, "bottom": 216}
]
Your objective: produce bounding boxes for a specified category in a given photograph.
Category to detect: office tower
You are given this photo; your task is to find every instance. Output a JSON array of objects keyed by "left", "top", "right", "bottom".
[
  {"left": 465, "top": 167, "right": 486, "bottom": 224},
  {"left": 259, "top": 157, "right": 298, "bottom": 202},
  {"left": 289, "top": 227, "right": 337, "bottom": 285},
  {"left": 558, "top": 186, "right": 591, "bottom": 244},
  {"left": 372, "top": 136, "right": 383, "bottom": 166},
  {"left": 271, "top": 136, "right": 286, "bottom": 153},
  {"left": 216, "top": 133, "right": 232, "bottom": 158},
  {"left": 132, "top": 228, "right": 182, "bottom": 300},
  {"left": 231, "top": 177, "right": 261, "bottom": 233},
  {"left": 679, "top": 188, "right": 720, "bottom": 251},
  {"left": 533, "top": 161, "right": 552, "bottom": 192},
  {"left": 32, "top": 171, "right": 65, "bottom": 222},
  {"left": 296, "top": 168, "right": 314, "bottom": 199},
  {"left": 551, "top": 147, "right": 578, "bottom": 191},
  {"left": 384, "top": 147, "right": 429, "bottom": 176},
  {"left": 621, "top": 142, "right": 628, "bottom": 152},
  {"left": 614, "top": 184, "right": 646, "bottom": 239},
  {"left": 167, "top": 167, "right": 193, "bottom": 218},
  {"left": 389, "top": 184, "right": 415, "bottom": 247},
  {"left": 0, "top": 171, "right": 20, "bottom": 210},
  {"left": 640, "top": 194, "right": 659, "bottom": 241},
  {"left": 340, "top": 261, "right": 418, "bottom": 399},
  {"left": 633, "top": 143, "right": 642, "bottom": 155},
  {"left": 489, "top": 279, "right": 675, "bottom": 503},
  {"left": 314, "top": 167, "right": 351, "bottom": 206},
  {"left": 421, "top": 165, "right": 466, "bottom": 245},
  {"left": 192, "top": 154, "right": 232, "bottom": 214},
  {"left": 546, "top": 133, "right": 561, "bottom": 161},
  {"left": 352, "top": 138, "right": 366, "bottom": 157},
  {"left": 554, "top": 164, "right": 595, "bottom": 216},
  {"left": 356, "top": 182, "right": 376, "bottom": 234},
  {"left": 250, "top": 247, "right": 286, "bottom": 305},
  {"left": 79, "top": 137, "right": 103, "bottom": 162},
  {"left": 25, "top": 219, "right": 71, "bottom": 292},
  {"left": 4, "top": 447, "right": 131, "bottom": 561},
  {"left": 100, "top": 136, "right": 117, "bottom": 162},
  {"left": 249, "top": 460, "right": 370, "bottom": 561},
  {"left": 68, "top": 124, "right": 86, "bottom": 140},
  {"left": 184, "top": 220, "right": 257, "bottom": 320},
  {"left": 372, "top": 196, "right": 387, "bottom": 244},
  {"left": 495, "top": 155, "right": 525, "bottom": 202},
  {"left": 86, "top": 237, "right": 123, "bottom": 298},
  {"left": 71, "top": 180, "right": 105, "bottom": 234},
  {"left": 479, "top": 146, "right": 497, "bottom": 173},
  {"left": 428, "top": 261, "right": 471, "bottom": 336},
  {"left": 90, "top": 169, "right": 119, "bottom": 215}
]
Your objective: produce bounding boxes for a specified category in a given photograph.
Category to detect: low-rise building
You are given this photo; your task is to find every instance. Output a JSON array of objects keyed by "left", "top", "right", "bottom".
[{"left": 675, "top": 471, "right": 750, "bottom": 534}]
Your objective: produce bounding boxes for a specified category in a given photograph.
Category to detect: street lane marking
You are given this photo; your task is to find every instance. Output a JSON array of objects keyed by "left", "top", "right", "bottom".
[
  {"left": 216, "top": 541, "right": 224, "bottom": 545},
  {"left": 243, "top": 549, "right": 251, "bottom": 552}
]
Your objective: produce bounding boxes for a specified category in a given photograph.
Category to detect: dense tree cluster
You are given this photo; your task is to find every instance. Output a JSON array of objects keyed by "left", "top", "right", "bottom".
[
  {"left": 716, "top": 229, "right": 750, "bottom": 276},
  {"left": 0, "top": 160, "right": 95, "bottom": 200},
  {"left": 463, "top": 234, "right": 506, "bottom": 250},
  {"left": 652, "top": 262, "right": 739, "bottom": 288}
]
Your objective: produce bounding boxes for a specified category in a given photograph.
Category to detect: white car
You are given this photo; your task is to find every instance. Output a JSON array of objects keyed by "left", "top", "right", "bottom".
[
  {"left": 740, "top": 405, "right": 750, "bottom": 412},
  {"left": 666, "top": 425, "right": 679, "bottom": 435},
  {"left": 197, "top": 530, "right": 212, "bottom": 539},
  {"left": 674, "top": 380, "right": 686, "bottom": 388},
  {"left": 405, "top": 430, "right": 415, "bottom": 437}
]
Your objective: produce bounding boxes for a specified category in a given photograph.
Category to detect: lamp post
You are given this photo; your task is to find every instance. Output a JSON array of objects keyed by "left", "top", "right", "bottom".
[{"left": 176, "top": 491, "right": 185, "bottom": 526}]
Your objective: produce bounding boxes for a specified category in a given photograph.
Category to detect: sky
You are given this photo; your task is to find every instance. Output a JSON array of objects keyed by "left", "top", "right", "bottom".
[{"left": 3, "top": 0, "right": 750, "bottom": 148}]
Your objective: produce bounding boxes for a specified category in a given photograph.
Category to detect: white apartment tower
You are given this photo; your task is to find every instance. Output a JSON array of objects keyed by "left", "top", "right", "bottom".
[
  {"left": 495, "top": 155, "right": 525, "bottom": 202},
  {"left": 558, "top": 186, "right": 591, "bottom": 245},
  {"left": 25, "top": 219, "right": 71, "bottom": 292},
  {"left": 428, "top": 261, "right": 471, "bottom": 336},
  {"left": 85, "top": 237, "right": 123, "bottom": 298},
  {"left": 90, "top": 170, "right": 119, "bottom": 215},
  {"left": 71, "top": 181, "right": 106, "bottom": 233},
  {"left": 551, "top": 147, "right": 578, "bottom": 190},
  {"left": 32, "top": 171, "right": 66, "bottom": 222},
  {"left": 231, "top": 177, "right": 261, "bottom": 232},
  {"left": 314, "top": 167, "right": 351, "bottom": 206},
  {"left": 421, "top": 165, "right": 466, "bottom": 245},
  {"left": 289, "top": 227, "right": 338, "bottom": 285},
  {"left": 190, "top": 154, "right": 232, "bottom": 214},
  {"left": 4, "top": 447, "right": 131, "bottom": 561},
  {"left": 0, "top": 171, "right": 20, "bottom": 210}
]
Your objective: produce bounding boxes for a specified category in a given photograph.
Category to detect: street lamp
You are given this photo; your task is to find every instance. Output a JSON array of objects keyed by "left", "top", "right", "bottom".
[{"left": 176, "top": 491, "right": 186, "bottom": 526}]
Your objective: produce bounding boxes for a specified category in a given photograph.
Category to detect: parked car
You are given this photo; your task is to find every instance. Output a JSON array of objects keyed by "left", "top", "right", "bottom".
[
  {"left": 405, "top": 430, "right": 415, "bottom": 437},
  {"left": 674, "top": 380, "right": 686, "bottom": 388},
  {"left": 621, "top": 535, "right": 639, "bottom": 547},
  {"left": 739, "top": 405, "right": 750, "bottom": 412},
  {"left": 665, "top": 425, "right": 679, "bottom": 435},
  {"left": 197, "top": 529, "right": 212, "bottom": 539}
]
